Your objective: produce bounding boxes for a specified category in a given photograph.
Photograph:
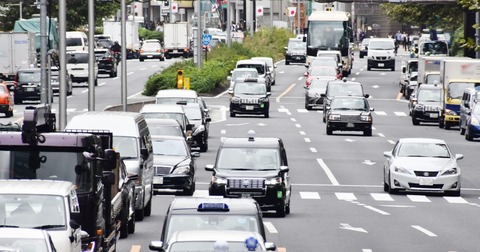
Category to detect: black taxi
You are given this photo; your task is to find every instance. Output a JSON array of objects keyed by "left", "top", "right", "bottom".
[
  {"left": 229, "top": 78, "right": 271, "bottom": 118},
  {"left": 205, "top": 130, "right": 291, "bottom": 217}
]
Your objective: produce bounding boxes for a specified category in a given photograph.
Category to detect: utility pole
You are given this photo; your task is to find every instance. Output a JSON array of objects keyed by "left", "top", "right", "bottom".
[
  {"left": 88, "top": 0, "right": 95, "bottom": 111},
  {"left": 58, "top": 0, "right": 66, "bottom": 130},
  {"left": 40, "top": 0, "right": 48, "bottom": 104},
  {"left": 121, "top": 0, "right": 127, "bottom": 111}
]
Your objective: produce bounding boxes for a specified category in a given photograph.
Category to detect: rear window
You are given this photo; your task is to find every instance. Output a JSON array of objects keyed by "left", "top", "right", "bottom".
[
  {"left": 17, "top": 71, "right": 41, "bottom": 83},
  {"left": 237, "top": 64, "right": 265, "bottom": 75},
  {"left": 67, "top": 54, "right": 89, "bottom": 64},
  {"left": 66, "top": 37, "right": 83, "bottom": 47}
]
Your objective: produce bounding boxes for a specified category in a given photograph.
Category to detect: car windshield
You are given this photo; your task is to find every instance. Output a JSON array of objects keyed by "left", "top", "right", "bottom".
[
  {"left": 232, "top": 71, "right": 259, "bottom": 80},
  {"left": 310, "top": 67, "right": 336, "bottom": 76},
  {"left": 113, "top": 136, "right": 139, "bottom": 159},
  {"left": 309, "top": 79, "right": 330, "bottom": 90},
  {"left": 0, "top": 237, "right": 50, "bottom": 252},
  {"left": 417, "top": 89, "right": 441, "bottom": 102},
  {"left": 142, "top": 113, "right": 185, "bottom": 128},
  {"left": 397, "top": 143, "right": 450, "bottom": 158},
  {"left": 234, "top": 83, "right": 266, "bottom": 95},
  {"left": 311, "top": 58, "right": 337, "bottom": 67},
  {"left": 66, "top": 37, "right": 83, "bottom": 46},
  {"left": 331, "top": 98, "right": 368, "bottom": 111},
  {"left": 183, "top": 107, "right": 202, "bottom": 121},
  {"left": 97, "top": 40, "right": 113, "bottom": 48},
  {"left": 17, "top": 72, "right": 40, "bottom": 83},
  {"left": 421, "top": 41, "right": 448, "bottom": 54},
  {"left": 148, "top": 125, "right": 184, "bottom": 137},
  {"left": 237, "top": 64, "right": 264, "bottom": 75},
  {"left": 169, "top": 240, "right": 263, "bottom": 252},
  {"left": 329, "top": 84, "right": 363, "bottom": 96},
  {"left": 94, "top": 51, "right": 109, "bottom": 60},
  {"left": 288, "top": 41, "right": 306, "bottom": 50},
  {"left": 0, "top": 195, "right": 66, "bottom": 229},
  {"left": 368, "top": 40, "right": 394, "bottom": 50},
  {"left": 142, "top": 43, "right": 161, "bottom": 50},
  {"left": 67, "top": 54, "right": 88, "bottom": 64},
  {"left": 152, "top": 139, "right": 187, "bottom": 156},
  {"left": 166, "top": 215, "right": 260, "bottom": 242},
  {"left": 216, "top": 148, "right": 279, "bottom": 170}
]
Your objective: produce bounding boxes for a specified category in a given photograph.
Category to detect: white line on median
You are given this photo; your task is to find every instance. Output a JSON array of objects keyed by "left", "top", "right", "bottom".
[
  {"left": 310, "top": 148, "right": 317, "bottom": 153},
  {"left": 317, "top": 159, "right": 339, "bottom": 185},
  {"left": 412, "top": 225, "right": 437, "bottom": 237},
  {"left": 299, "top": 131, "right": 306, "bottom": 135},
  {"left": 127, "top": 72, "right": 134, "bottom": 75},
  {"left": 263, "top": 222, "right": 278, "bottom": 233},
  {"left": 304, "top": 138, "right": 311, "bottom": 143},
  {"left": 295, "top": 124, "right": 301, "bottom": 128}
]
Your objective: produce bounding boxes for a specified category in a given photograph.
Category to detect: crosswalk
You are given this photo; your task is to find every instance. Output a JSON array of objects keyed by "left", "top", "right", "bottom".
[{"left": 189, "top": 190, "right": 478, "bottom": 206}]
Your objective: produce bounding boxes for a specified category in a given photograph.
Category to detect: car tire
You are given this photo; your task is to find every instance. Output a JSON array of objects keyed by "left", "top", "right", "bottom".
[
  {"left": 326, "top": 126, "right": 332, "bottom": 135},
  {"left": 144, "top": 190, "right": 152, "bottom": 217},
  {"left": 119, "top": 202, "right": 129, "bottom": 239},
  {"left": 13, "top": 96, "right": 21, "bottom": 105},
  {"left": 139, "top": 58, "right": 144, "bottom": 62},
  {"left": 276, "top": 201, "right": 286, "bottom": 218},
  {"left": 135, "top": 193, "right": 145, "bottom": 222},
  {"left": 285, "top": 202, "right": 290, "bottom": 215},
  {"left": 128, "top": 210, "right": 136, "bottom": 234},
  {"left": 199, "top": 136, "right": 208, "bottom": 152},
  {"left": 285, "top": 60, "right": 290, "bottom": 65},
  {"left": 160, "top": 56, "right": 165, "bottom": 61},
  {"left": 360, "top": 54, "right": 364, "bottom": 59},
  {"left": 67, "top": 87, "right": 73, "bottom": 96},
  {"left": 183, "top": 181, "right": 195, "bottom": 196},
  {"left": 438, "top": 118, "right": 445, "bottom": 128},
  {"left": 363, "top": 128, "right": 372, "bottom": 136},
  {"left": 230, "top": 112, "right": 235, "bottom": 117},
  {"left": 444, "top": 121, "right": 451, "bottom": 130},
  {"left": 305, "top": 103, "right": 310, "bottom": 110},
  {"left": 367, "top": 66, "right": 371, "bottom": 71},
  {"left": 412, "top": 117, "right": 419, "bottom": 125},
  {"left": 391, "top": 66, "right": 395, "bottom": 71},
  {"left": 264, "top": 111, "right": 269, "bottom": 118},
  {"left": 387, "top": 174, "right": 398, "bottom": 194},
  {"left": 94, "top": 79, "right": 98, "bottom": 86},
  {"left": 466, "top": 129, "right": 474, "bottom": 141},
  {"left": 5, "top": 111, "right": 13, "bottom": 118},
  {"left": 110, "top": 70, "right": 115, "bottom": 78}
]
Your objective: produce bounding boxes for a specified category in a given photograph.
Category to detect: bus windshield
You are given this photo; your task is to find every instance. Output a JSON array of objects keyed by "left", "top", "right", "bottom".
[
  {"left": 307, "top": 21, "right": 347, "bottom": 49},
  {"left": 448, "top": 82, "right": 480, "bottom": 99}
]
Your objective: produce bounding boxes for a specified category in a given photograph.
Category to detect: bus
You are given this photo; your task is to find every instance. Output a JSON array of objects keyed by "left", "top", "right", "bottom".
[{"left": 304, "top": 11, "right": 353, "bottom": 76}]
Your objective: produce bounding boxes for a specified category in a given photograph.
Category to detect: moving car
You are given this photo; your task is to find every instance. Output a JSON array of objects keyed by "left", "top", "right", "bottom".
[
  {"left": 13, "top": 68, "right": 42, "bottom": 104},
  {"left": 181, "top": 103, "right": 210, "bottom": 152},
  {"left": 50, "top": 67, "right": 73, "bottom": 96},
  {"left": 236, "top": 59, "right": 272, "bottom": 92},
  {"left": 205, "top": 130, "right": 291, "bottom": 217},
  {"left": 409, "top": 84, "right": 442, "bottom": 125},
  {"left": 66, "top": 51, "right": 98, "bottom": 86},
  {"left": 227, "top": 68, "right": 259, "bottom": 91},
  {"left": 325, "top": 96, "right": 374, "bottom": 136},
  {"left": 251, "top": 57, "right": 276, "bottom": 85},
  {"left": 0, "top": 228, "right": 57, "bottom": 252},
  {"left": 304, "top": 76, "right": 336, "bottom": 110},
  {"left": 383, "top": 138, "right": 463, "bottom": 196},
  {"left": 359, "top": 38, "right": 370, "bottom": 58},
  {"left": 155, "top": 89, "right": 209, "bottom": 118},
  {"left": 145, "top": 118, "right": 187, "bottom": 139},
  {"left": 139, "top": 39, "right": 165, "bottom": 62},
  {"left": 305, "top": 56, "right": 340, "bottom": 74},
  {"left": 0, "top": 82, "right": 13, "bottom": 117},
  {"left": 94, "top": 48, "right": 118, "bottom": 77},
  {"left": 229, "top": 78, "right": 270, "bottom": 118},
  {"left": 284, "top": 38, "right": 306, "bottom": 65},
  {"left": 322, "top": 79, "right": 369, "bottom": 122},
  {"left": 465, "top": 103, "right": 480, "bottom": 141},
  {"left": 459, "top": 88, "right": 480, "bottom": 135},
  {"left": 367, "top": 38, "right": 396, "bottom": 71},
  {"left": 151, "top": 135, "right": 199, "bottom": 195},
  {"left": 140, "top": 104, "right": 192, "bottom": 137},
  {"left": 304, "top": 66, "right": 339, "bottom": 88}
]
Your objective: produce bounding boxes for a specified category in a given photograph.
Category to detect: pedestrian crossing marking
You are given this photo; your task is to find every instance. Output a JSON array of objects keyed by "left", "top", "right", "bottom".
[
  {"left": 394, "top": 111, "right": 407, "bottom": 116},
  {"left": 370, "top": 193, "right": 394, "bottom": 201},
  {"left": 335, "top": 192, "right": 357, "bottom": 201},
  {"left": 299, "top": 192, "right": 320, "bottom": 199},
  {"left": 407, "top": 195, "right": 431, "bottom": 202},
  {"left": 374, "top": 111, "right": 387, "bottom": 116},
  {"left": 297, "top": 109, "right": 308, "bottom": 113},
  {"left": 444, "top": 197, "right": 468, "bottom": 204}
]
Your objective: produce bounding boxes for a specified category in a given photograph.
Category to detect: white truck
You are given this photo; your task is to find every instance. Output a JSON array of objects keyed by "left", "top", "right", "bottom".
[
  {"left": 0, "top": 32, "right": 37, "bottom": 89},
  {"left": 163, "top": 22, "right": 190, "bottom": 59},
  {"left": 417, "top": 55, "right": 444, "bottom": 85},
  {"left": 439, "top": 58, "right": 480, "bottom": 129},
  {"left": 103, "top": 21, "right": 141, "bottom": 59}
]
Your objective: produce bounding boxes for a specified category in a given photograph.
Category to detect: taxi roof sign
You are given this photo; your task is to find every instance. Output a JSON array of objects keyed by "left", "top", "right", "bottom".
[{"left": 197, "top": 203, "right": 230, "bottom": 212}]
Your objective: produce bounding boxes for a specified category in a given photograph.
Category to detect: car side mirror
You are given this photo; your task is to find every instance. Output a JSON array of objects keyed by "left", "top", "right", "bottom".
[
  {"left": 325, "top": 106, "right": 331, "bottom": 110},
  {"left": 304, "top": 72, "right": 308, "bottom": 77},
  {"left": 205, "top": 117, "right": 212, "bottom": 122},
  {"left": 364, "top": 94, "right": 370, "bottom": 98},
  {"left": 266, "top": 92, "right": 271, "bottom": 97},
  {"left": 205, "top": 164, "right": 214, "bottom": 172},
  {"left": 304, "top": 64, "right": 309, "bottom": 68},
  {"left": 192, "top": 152, "right": 201, "bottom": 158},
  {"left": 320, "top": 93, "right": 326, "bottom": 97},
  {"left": 455, "top": 154, "right": 464, "bottom": 160},
  {"left": 149, "top": 241, "right": 164, "bottom": 251},
  {"left": 370, "top": 107, "right": 375, "bottom": 112},
  {"left": 402, "top": 67, "right": 406, "bottom": 73},
  {"left": 280, "top": 166, "right": 289, "bottom": 172},
  {"left": 69, "top": 219, "right": 80, "bottom": 230},
  {"left": 140, "top": 147, "right": 149, "bottom": 158},
  {"left": 383, "top": 151, "right": 393, "bottom": 158}
]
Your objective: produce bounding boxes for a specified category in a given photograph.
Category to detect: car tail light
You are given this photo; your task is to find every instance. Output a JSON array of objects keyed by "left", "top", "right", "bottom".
[
  {"left": 156, "top": 49, "right": 161, "bottom": 52},
  {"left": 140, "top": 49, "right": 144, "bottom": 53}
]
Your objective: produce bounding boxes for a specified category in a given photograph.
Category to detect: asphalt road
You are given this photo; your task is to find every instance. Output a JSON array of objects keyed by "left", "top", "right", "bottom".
[{"left": 2, "top": 52, "right": 480, "bottom": 252}]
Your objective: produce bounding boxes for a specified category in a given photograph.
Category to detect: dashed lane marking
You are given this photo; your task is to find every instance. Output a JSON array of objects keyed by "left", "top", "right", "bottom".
[
  {"left": 318, "top": 159, "right": 339, "bottom": 186},
  {"left": 130, "top": 245, "right": 141, "bottom": 252},
  {"left": 412, "top": 225, "right": 437, "bottom": 237},
  {"left": 263, "top": 222, "right": 278, "bottom": 233},
  {"left": 299, "top": 192, "right": 320, "bottom": 199}
]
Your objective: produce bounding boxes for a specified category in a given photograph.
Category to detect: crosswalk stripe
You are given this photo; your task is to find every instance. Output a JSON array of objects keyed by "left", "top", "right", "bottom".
[
  {"left": 335, "top": 192, "right": 357, "bottom": 201},
  {"left": 407, "top": 195, "right": 431, "bottom": 202},
  {"left": 370, "top": 193, "right": 394, "bottom": 201},
  {"left": 394, "top": 111, "right": 407, "bottom": 116},
  {"left": 299, "top": 192, "right": 320, "bottom": 199},
  {"left": 297, "top": 109, "right": 308, "bottom": 113},
  {"left": 192, "top": 190, "right": 210, "bottom": 198},
  {"left": 374, "top": 111, "right": 387, "bottom": 116},
  {"left": 444, "top": 196, "right": 468, "bottom": 204}
]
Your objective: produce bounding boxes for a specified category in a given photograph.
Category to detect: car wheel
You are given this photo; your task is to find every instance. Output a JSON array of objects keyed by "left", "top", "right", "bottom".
[
  {"left": 110, "top": 70, "right": 115, "bottom": 78},
  {"left": 264, "top": 111, "right": 269, "bottom": 118},
  {"left": 285, "top": 203, "right": 290, "bottom": 215},
  {"left": 466, "top": 129, "right": 474, "bottom": 141},
  {"left": 360, "top": 54, "right": 364, "bottom": 59},
  {"left": 391, "top": 66, "right": 395, "bottom": 71},
  {"left": 326, "top": 126, "right": 333, "bottom": 135},
  {"left": 367, "top": 66, "right": 371, "bottom": 71},
  {"left": 144, "top": 190, "right": 152, "bottom": 217},
  {"left": 276, "top": 201, "right": 286, "bottom": 217},
  {"left": 305, "top": 103, "right": 310, "bottom": 110},
  {"left": 387, "top": 174, "right": 398, "bottom": 194},
  {"left": 183, "top": 181, "right": 195, "bottom": 196},
  {"left": 445, "top": 189, "right": 461, "bottom": 197},
  {"left": 438, "top": 118, "right": 445, "bottom": 128},
  {"left": 94, "top": 79, "right": 98, "bottom": 86},
  {"left": 230, "top": 112, "right": 235, "bottom": 117},
  {"left": 412, "top": 117, "right": 419, "bottom": 125},
  {"left": 119, "top": 202, "right": 129, "bottom": 239},
  {"left": 139, "top": 58, "right": 144, "bottom": 62},
  {"left": 5, "top": 111, "right": 13, "bottom": 118},
  {"left": 14, "top": 96, "right": 21, "bottom": 105},
  {"left": 67, "top": 87, "right": 73, "bottom": 96},
  {"left": 323, "top": 115, "right": 326, "bottom": 123},
  {"left": 160, "top": 56, "right": 165, "bottom": 61},
  {"left": 199, "top": 136, "right": 208, "bottom": 152},
  {"left": 363, "top": 128, "right": 372, "bottom": 136},
  {"left": 285, "top": 60, "right": 290, "bottom": 65},
  {"left": 383, "top": 176, "right": 389, "bottom": 192},
  {"left": 444, "top": 121, "right": 451, "bottom": 130}
]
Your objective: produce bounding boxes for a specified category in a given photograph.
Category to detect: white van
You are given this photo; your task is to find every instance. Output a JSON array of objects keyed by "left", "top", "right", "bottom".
[
  {"left": 236, "top": 59, "right": 272, "bottom": 92},
  {"left": 65, "top": 111, "right": 154, "bottom": 221},
  {"left": 66, "top": 31, "right": 89, "bottom": 52},
  {"left": 367, "top": 38, "right": 396, "bottom": 71}
]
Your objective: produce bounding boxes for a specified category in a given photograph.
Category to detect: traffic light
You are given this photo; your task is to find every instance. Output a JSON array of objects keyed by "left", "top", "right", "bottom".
[{"left": 176, "top": 70, "right": 184, "bottom": 89}]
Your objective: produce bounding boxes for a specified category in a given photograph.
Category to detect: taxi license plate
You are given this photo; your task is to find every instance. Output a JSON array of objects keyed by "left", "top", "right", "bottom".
[
  {"left": 419, "top": 178, "right": 434, "bottom": 186},
  {"left": 153, "top": 177, "right": 163, "bottom": 184},
  {"left": 346, "top": 123, "right": 354, "bottom": 128},
  {"left": 173, "top": 50, "right": 178, "bottom": 53},
  {"left": 246, "top": 105, "right": 254, "bottom": 110},
  {"left": 147, "top": 55, "right": 153, "bottom": 58},
  {"left": 26, "top": 87, "right": 35, "bottom": 92},
  {"left": 378, "top": 63, "right": 384, "bottom": 67},
  {"left": 429, "top": 113, "right": 438, "bottom": 118}
]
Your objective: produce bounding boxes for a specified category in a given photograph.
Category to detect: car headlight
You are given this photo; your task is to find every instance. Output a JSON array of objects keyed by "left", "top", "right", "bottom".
[
  {"left": 193, "top": 125, "right": 205, "bottom": 136},
  {"left": 287, "top": 51, "right": 293, "bottom": 56},
  {"left": 265, "top": 177, "right": 282, "bottom": 185},
  {"left": 414, "top": 104, "right": 424, "bottom": 111},
  {"left": 470, "top": 117, "right": 480, "bottom": 126},
  {"left": 231, "top": 96, "right": 241, "bottom": 104},
  {"left": 442, "top": 168, "right": 458, "bottom": 176},
  {"left": 360, "top": 114, "right": 372, "bottom": 122},
  {"left": 328, "top": 114, "right": 341, "bottom": 121},
  {"left": 212, "top": 176, "right": 227, "bottom": 185},
  {"left": 394, "top": 166, "right": 411, "bottom": 174},
  {"left": 172, "top": 165, "right": 190, "bottom": 174},
  {"left": 445, "top": 109, "right": 457, "bottom": 116}
]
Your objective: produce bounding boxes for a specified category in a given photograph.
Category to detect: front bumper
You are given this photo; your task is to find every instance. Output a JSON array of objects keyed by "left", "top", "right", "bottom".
[
  {"left": 14, "top": 89, "right": 41, "bottom": 101},
  {"left": 230, "top": 103, "right": 269, "bottom": 115},
  {"left": 327, "top": 121, "right": 372, "bottom": 132},
  {"left": 467, "top": 124, "right": 480, "bottom": 138},
  {"left": 153, "top": 174, "right": 193, "bottom": 192},
  {"left": 286, "top": 54, "right": 306, "bottom": 63},
  {"left": 367, "top": 58, "right": 395, "bottom": 69},
  {"left": 412, "top": 110, "right": 440, "bottom": 122},
  {"left": 0, "top": 104, "right": 12, "bottom": 113},
  {"left": 444, "top": 115, "right": 460, "bottom": 125},
  {"left": 140, "top": 53, "right": 163, "bottom": 59},
  {"left": 390, "top": 171, "right": 460, "bottom": 192}
]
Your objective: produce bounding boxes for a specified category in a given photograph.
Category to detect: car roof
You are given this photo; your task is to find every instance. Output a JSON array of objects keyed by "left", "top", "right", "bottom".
[
  {"left": 232, "top": 68, "right": 259, "bottom": 73},
  {"left": 145, "top": 118, "right": 183, "bottom": 126},
  {"left": 221, "top": 137, "right": 281, "bottom": 148},
  {"left": 398, "top": 138, "right": 446, "bottom": 144},
  {"left": 66, "top": 111, "right": 144, "bottom": 136},
  {"left": 332, "top": 95, "right": 366, "bottom": 100},
  {"left": 328, "top": 80, "right": 361, "bottom": 86},
  {"left": 66, "top": 50, "right": 89, "bottom": 55},
  {"left": 235, "top": 77, "right": 267, "bottom": 84},
  {"left": 140, "top": 104, "right": 184, "bottom": 113},
  {"left": 16, "top": 68, "right": 40, "bottom": 73},
  {"left": 168, "top": 197, "right": 260, "bottom": 214},
  {"left": 0, "top": 180, "right": 74, "bottom": 196},
  {"left": 0, "top": 228, "right": 50, "bottom": 239},
  {"left": 155, "top": 89, "right": 198, "bottom": 98},
  {"left": 168, "top": 230, "right": 265, "bottom": 243}
]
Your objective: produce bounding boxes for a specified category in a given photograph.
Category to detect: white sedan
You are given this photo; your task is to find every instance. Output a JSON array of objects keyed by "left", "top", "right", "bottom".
[{"left": 383, "top": 138, "right": 463, "bottom": 196}]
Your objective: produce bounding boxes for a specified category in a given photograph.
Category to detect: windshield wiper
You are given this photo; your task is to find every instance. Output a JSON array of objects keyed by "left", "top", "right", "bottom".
[
  {"left": 229, "top": 168, "right": 254, "bottom": 171},
  {"left": 33, "top": 225, "right": 65, "bottom": 229}
]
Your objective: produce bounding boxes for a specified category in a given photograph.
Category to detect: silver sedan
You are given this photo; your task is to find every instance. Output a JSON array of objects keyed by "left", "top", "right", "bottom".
[{"left": 383, "top": 138, "right": 463, "bottom": 196}]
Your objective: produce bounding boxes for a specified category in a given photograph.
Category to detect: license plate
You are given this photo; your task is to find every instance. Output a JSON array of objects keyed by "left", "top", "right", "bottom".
[
  {"left": 378, "top": 63, "right": 384, "bottom": 67},
  {"left": 173, "top": 50, "right": 178, "bottom": 53},
  {"left": 296, "top": 57, "right": 301, "bottom": 60},
  {"left": 147, "top": 55, "right": 153, "bottom": 58},
  {"left": 153, "top": 177, "right": 163, "bottom": 184},
  {"left": 346, "top": 123, "right": 354, "bottom": 128},
  {"left": 429, "top": 113, "right": 438, "bottom": 118},
  {"left": 26, "top": 87, "right": 35, "bottom": 92},
  {"left": 246, "top": 105, "right": 254, "bottom": 110},
  {"left": 419, "top": 178, "right": 434, "bottom": 186}
]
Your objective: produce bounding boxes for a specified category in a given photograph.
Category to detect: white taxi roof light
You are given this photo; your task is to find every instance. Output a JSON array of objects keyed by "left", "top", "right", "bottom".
[
  {"left": 197, "top": 203, "right": 230, "bottom": 212},
  {"left": 248, "top": 130, "right": 256, "bottom": 141}
]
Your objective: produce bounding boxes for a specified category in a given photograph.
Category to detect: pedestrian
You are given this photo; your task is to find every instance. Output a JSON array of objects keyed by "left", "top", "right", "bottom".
[
  {"left": 395, "top": 30, "right": 402, "bottom": 52},
  {"left": 402, "top": 32, "right": 408, "bottom": 50}
]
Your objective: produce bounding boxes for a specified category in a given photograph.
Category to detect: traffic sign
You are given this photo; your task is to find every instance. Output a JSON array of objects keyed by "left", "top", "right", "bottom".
[{"left": 202, "top": 34, "right": 212, "bottom": 46}]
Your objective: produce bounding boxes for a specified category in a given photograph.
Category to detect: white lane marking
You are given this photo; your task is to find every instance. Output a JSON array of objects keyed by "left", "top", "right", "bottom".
[
  {"left": 81, "top": 89, "right": 88, "bottom": 93},
  {"left": 310, "top": 148, "right": 317, "bottom": 153},
  {"left": 299, "top": 192, "right": 320, "bottom": 199},
  {"left": 151, "top": 65, "right": 158, "bottom": 68},
  {"left": 67, "top": 108, "right": 77, "bottom": 113},
  {"left": 99, "top": 82, "right": 106, "bottom": 86},
  {"left": 444, "top": 197, "right": 468, "bottom": 204},
  {"left": 304, "top": 138, "right": 311, "bottom": 143},
  {"left": 263, "top": 222, "right": 278, "bottom": 233},
  {"left": 375, "top": 111, "right": 387, "bottom": 116},
  {"left": 279, "top": 71, "right": 285, "bottom": 74},
  {"left": 192, "top": 190, "right": 210, "bottom": 198},
  {"left": 299, "top": 131, "right": 306, "bottom": 135},
  {"left": 371, "top": 193, "right": 394, "bottom": 201},
  {"left": 297, "top": 109, "right": 308, "bottom": 113},
  {"left": 82, "top": 108, "right": 88, "bottom": 112},
  {"left": 317, "top": 159, "right": 339, "bottom": 185},
  {"left": 388, "top": 140, "right": 396, "bottom": 144},
  {"left": 297, "top": 77, "right": 303, "bottom": 81},
  {"left": 127, "top": 91, "right": 143, "bottom": 99},
  {"left": 127, "top": 72, "right": 134, "bottom": 75},
  {"left": 295, "top": 124, "right": 301, "bottom": 128},
  {"left": 220, "top": 130, "right": 226, "bottom": 134},
  {"left": 372, "top": 126, "right": 376, "bottom": 130},
  {"left": 335, "top": 192, "right": 356, "bottom": 201},
  {"left": 291, "top": 118, "right": 297, "bottom": 122},
  {"left": 412, "top": 225, "right": 437, "bottom": 237},
  {"left": 394, "top": 111, "right": 407, "bottom": 116},
  {"left": 140, "top": 68, "right": 146, "bottom": 71},
  {"left": 362, "top": 250, "right": 373, "bottom": 252},
  {"left": 407, "top": 195, "right": 431, "bottom": 203},
  {"left": 377, "top": 133, "right": 385, "bottom": 137},
  {"left": 350, "top": 78, "right": 356, "bottom": 81},
  {"left": 356, "top": 72, "right": 360, "bottom": 75},
  {"left": 344, "top": 138, "right": 355, "bottom": 142},
  {"left": 364, "top": 205, "right": 390, "bottom": 215},
  {"left": 276, "top": 84, "right": 296, "bottom": 103},
  {"left": 340, "top": 223, "right": 367, "bottom": 233}
]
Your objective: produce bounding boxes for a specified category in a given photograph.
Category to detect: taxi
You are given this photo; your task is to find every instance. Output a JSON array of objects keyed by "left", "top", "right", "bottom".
[{"left": 0, "top": 81, "right": 13, "bottom": 118}]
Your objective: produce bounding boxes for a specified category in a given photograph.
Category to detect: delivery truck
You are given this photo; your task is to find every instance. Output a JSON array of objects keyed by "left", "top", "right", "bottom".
[
  {"left": 163, "top": 22, "right": 190, "bottom": 59},
  {"left": 0, "top": 32, "right": 37, "bottom": 89}
]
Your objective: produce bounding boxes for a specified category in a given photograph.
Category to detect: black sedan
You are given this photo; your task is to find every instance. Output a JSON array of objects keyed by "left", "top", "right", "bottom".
[
  {"left": 151, "top": 135, "right": 199, "bottom": 196},
  {"left": 304, "top": 77, "right": 336, "bottom": 110},
  {"left": 94, "top": 49, "right": 118, "bottom": 78},
  {"left": 325, "top": 96, "right": 374, "bottom": 136}
]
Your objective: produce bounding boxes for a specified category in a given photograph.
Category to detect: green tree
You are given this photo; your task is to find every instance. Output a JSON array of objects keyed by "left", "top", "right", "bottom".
[{"left": 458, "top": 0, "right": 480, "bottom": 52}]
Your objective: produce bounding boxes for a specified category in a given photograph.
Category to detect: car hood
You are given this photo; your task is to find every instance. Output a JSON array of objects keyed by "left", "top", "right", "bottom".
[
  {"left": 234, "top": 94, "right": 267, "bottom": 99},
  {"left": 154, "top": 155, "right": 188, "bottom": 166},
  {"left": 392, "top": 157, "right": 457, "bottom": 172},
  {"left": 215, "top": 169, "right": 280, "bottom": 178},
  {"left": 417, "top": 101, "right": 442, "bottom": 107}
]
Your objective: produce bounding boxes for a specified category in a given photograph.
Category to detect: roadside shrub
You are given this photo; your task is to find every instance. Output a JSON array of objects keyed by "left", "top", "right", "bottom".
[{"left": 139, "top": 28, "right": 163, "bottom": 43}]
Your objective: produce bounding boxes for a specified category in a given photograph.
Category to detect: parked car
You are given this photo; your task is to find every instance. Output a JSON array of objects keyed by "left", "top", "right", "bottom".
[
  {"left": 383, "top": 138, "right": 463, "bottom": 196},
  {"left": 139, "top": 39, "right": 165, "bottom": 62},
  {"left": 66, "top": 51, "right": 98, "bottom": 86},
  {"left": 0, "top": 82, "right": 14, "bottom": 117},
  {"left": 151, "top": 135, "right": 199, "bottom": 195},
  {"left": 94, "top": 48, "right": 118, "bottom": 77},
  {"left": 325, "top": 96, "right": 374, "bottom": 136},
  {"left": 50, "top": 67, "right": 73, "bottom": 96}
]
